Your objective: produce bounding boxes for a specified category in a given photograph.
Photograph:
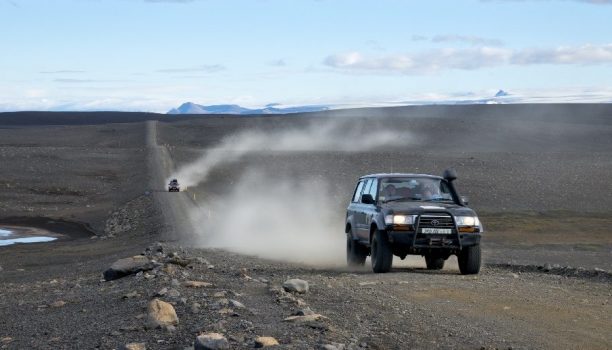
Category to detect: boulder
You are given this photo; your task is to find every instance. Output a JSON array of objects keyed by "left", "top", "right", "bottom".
[
  {"left": 255, "top": 336, "right": 279, "bottom": 347},
  {"left": 147, "top": 299, "right": 178, "bottom": 329},
  {"left": 194, "top": 333, "right": 229, "bottom": 350},
  {"left": 104, "top": 256, "right": 155, "bottom": 281},
  {"left": 282, "top": 279, "right": 309, "bottom": 293}
]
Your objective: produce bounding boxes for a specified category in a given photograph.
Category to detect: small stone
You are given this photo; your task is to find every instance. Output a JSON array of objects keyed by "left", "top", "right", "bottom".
[
  {"left": 255, "top": 336, "right": 279, "bottom": 347},
  {"left": 294, "top": 307, "right": 315, "bottom": 316},
  {"left": 283, "top": 314, "right": 326, "bottom": 323},
  {"left": 217, "top": 308, "right": 233, "bottom": 315},
  {"left": 358, "top": 281, "right": 377, "bottom": 286},
  {"left": 191, "top": 302, "right": 201, "bottom": 313},
  {"left": 213, "top": 291, "right": 227, "bottom": 298},
  {"left": 167, "top": 289, "right": 181, "bottom": 298},
  {"left": 317, "top": 346, "right": 338, "bottom": 350},
  {"left": 147, "top": 298, "right": 179, "bottom": 329},
  {"left": 163, "top": 264, "right": 177, "bottom": 275},
  {"left": 510, "top": 273, "right": 519, "bottom": 279},
  {"left": 156, "top": 287, "right": 168, "bottom": 297},
  {"left": 194, "top": 333, "right": 229, "bottom": 350},
  {"left": 50, "top": 300, "right": 66, "bottom": 308},
  {"left": 282, "top": 279, "right": 309, "bottom": 294},
  {"left": 184, "top": 281, "right": 213, "bottom": 288},
  {"left": 229, "top": 300, "right": 245, "bottom": 309},
  {"left": 212, "top": 298, "right": 229, "bottom": 309},
  {"left": 316, "top": 344, "right": 345, "bottom": 350},
  {"left": 123, "top": 291, "right": 140, "bottom": 299},
  {"left": 120, "top": 343, "right": 146, "bottom": 350}
]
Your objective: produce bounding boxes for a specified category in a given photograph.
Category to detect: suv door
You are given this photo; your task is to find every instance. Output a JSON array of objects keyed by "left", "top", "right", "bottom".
[
  {"left": 360, "top": 178, "right": 379, "bottom": 241},
  {"left": 347, "top": 179, "right": 365, "bottom": 239},
  {"left": 355, "top": 178, "right": 374, "bottom": 241}
]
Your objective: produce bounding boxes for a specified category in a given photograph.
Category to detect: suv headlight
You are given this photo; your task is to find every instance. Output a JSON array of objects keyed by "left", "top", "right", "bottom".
[
  {"left": 385, "top": 214, "right": 416, "bottom": 225},
  {"left": 455, "top": 216, "right": 480, "bottom": 227},
  {"left": 455, "top": 216, "right": 482, "bottom": 233}
]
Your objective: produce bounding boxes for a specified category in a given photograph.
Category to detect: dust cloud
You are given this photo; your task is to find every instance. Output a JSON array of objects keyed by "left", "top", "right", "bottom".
[{"left": 174, "top": 119, "right": 412, "bottom": 266}]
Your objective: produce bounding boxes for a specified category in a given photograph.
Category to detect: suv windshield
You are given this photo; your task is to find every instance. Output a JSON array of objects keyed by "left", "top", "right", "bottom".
[{"left": 379, "top": 177, "right": 453, "bottom": 203}]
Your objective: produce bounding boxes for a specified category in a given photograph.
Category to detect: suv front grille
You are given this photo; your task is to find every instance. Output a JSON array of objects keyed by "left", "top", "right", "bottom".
[{"left": 418, "top": 215, "right": 455, "bottom": 229}]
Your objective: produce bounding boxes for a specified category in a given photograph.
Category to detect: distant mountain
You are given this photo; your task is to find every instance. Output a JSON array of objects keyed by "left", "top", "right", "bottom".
[
  {"left": 167, "top": 102, "right": 251, "bottom": 115},
  {"left": 495, "top": 90, "right": 510, "bottom": 97},
  {"left": 398, "top": 90, "right": 515, "bottom": 106},
  {"left": 168, "top": 102, "right": 330, "bottom": 115}
]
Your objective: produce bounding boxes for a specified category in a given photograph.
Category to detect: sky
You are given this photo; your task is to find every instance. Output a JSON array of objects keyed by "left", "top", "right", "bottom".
[{"left": 1, "top": 0, "right": 611, "bottom": 112}]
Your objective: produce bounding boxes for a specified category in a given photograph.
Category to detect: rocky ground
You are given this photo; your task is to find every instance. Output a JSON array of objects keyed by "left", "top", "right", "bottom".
[{"left": 1, "top": 106, "right": 611, "bottom": 349}]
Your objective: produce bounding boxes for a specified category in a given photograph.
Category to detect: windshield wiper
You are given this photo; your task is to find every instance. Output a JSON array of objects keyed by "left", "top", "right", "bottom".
[
  {"left": 383, "top": 197, "right": 407, "bottom": 203},
  {"left": 383, "top": 197, "right": 422, "bottom": 203},
  {"left": 425, "top": 197, "right": 453, "bottom": 202}
]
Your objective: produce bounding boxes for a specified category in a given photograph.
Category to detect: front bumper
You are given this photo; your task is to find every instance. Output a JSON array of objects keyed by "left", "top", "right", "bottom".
[{"left": 388, "top": 230, "right": 481, "bottom": 248}]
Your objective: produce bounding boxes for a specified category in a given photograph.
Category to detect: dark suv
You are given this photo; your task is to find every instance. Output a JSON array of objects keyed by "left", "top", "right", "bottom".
[{"left": 345, "top": 169, "right": 482, "bottom": 274}]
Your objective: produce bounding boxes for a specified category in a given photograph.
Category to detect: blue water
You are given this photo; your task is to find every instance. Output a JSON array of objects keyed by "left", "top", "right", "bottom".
[{"left": 0, "top": 227, "right": 58, "bottom": 247}]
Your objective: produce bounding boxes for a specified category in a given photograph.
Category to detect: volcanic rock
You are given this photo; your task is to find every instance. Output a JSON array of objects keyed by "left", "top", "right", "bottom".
[
  {"left": 282, "top": 279, "right": 309, "bottom": 293},
  {"left": 104, "top": 256, "right": 155, "bottom": 281}
]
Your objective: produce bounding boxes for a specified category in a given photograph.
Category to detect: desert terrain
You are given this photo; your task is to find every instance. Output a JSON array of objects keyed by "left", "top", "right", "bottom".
[{"left": 1, "top": 105, "right": 611, "bottom": 349}]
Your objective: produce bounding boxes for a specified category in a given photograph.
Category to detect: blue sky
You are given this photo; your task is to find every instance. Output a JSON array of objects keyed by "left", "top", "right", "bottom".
[{"left": 1, "top": 0, "right": 611, "bottom": 112}]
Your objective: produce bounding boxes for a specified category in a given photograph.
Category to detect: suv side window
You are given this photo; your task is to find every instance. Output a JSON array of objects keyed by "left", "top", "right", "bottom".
[
  {"left": 366, "top": 178, "right": 378, "bottom": 200},
  {"left": 352, "top": 180, "right": 365, "bottom": 202},
  {"left": 361, "top": 178, "right": 373, "bottom": 202}
]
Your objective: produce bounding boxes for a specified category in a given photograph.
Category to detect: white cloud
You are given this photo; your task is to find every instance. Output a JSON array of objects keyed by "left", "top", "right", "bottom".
[{"left": 324, "top": 44, "right": 612, "bottom": 74}]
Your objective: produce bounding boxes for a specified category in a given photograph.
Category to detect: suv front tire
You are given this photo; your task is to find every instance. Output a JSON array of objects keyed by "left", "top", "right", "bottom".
[
  {"left": 371, "top": 229, "right": 393, "bottom": 273},
  {"left": 458, "top": 244, "right": 481, "bottom": 275}
]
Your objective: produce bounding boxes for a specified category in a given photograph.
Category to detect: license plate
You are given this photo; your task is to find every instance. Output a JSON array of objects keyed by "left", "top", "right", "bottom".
[{"left": 421, "top": 228, "right": 452, "bottom": 234}]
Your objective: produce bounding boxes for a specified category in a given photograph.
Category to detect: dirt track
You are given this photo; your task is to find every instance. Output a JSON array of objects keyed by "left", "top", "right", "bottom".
[{"left": 1, "top": 106, "right": 611, "bottom": 349}]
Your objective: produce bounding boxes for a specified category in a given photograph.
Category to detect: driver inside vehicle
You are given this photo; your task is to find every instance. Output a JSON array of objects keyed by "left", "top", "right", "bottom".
[
  {"left": 422, "top": 183, "right": 441, "bottom": 200},
  {"left": 381, "top": 184, "right": 397, "bottom": 200}
]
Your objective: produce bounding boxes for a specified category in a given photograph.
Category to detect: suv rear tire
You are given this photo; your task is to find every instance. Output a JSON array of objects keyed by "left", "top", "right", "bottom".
[
  {"left": 458, "top": 244, "right": 481, "bottom": 275},
  {"left": 371, "top": 229, "right": 393, "bottom": 273},
  {"left": 346, "top": 230, "right": 367, "bottom": 267},
  {"left": 425, "top": 256, "right": 445, "bottom": 270}
]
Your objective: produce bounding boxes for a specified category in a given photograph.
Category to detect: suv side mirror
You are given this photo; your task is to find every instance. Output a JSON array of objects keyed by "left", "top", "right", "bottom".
[
  {"left": 461, "top": 196, "right": 469, "bottom": 206},
  {"left": 361, "top": 194, "right": 375, "bottom": 204}
]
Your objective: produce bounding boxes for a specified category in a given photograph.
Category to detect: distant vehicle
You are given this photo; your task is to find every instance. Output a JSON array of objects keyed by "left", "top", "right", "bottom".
[
  {"left": 345, "top": 169, "right": 482, "bottom": 274},
  {"left": 168, "top": 179, "right": 180, "bottom": 192}
]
